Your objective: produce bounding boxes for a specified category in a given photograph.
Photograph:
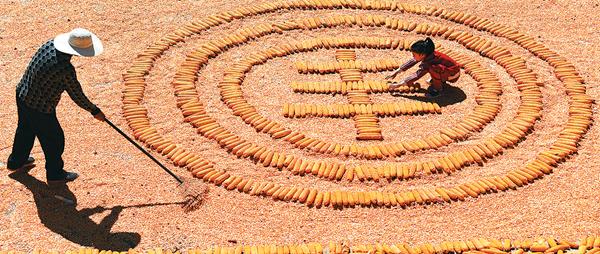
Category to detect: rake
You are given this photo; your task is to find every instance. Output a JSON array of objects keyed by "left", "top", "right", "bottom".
[{"left": 104, "top": 118, "right": 207, "bottom": 212}]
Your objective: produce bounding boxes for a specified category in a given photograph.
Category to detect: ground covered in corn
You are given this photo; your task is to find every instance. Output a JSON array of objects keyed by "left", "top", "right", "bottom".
[{"left": 0, "top": 0, "right": 599, "bottom": 252}]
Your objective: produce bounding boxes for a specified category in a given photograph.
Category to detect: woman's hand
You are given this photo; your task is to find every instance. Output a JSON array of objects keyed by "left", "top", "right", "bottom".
[
  {"left": 388, "top": 81, "right": 404, "bottom": 89},
  {"left": 385, "top": 72, "right": 398, "bottom": 80}
]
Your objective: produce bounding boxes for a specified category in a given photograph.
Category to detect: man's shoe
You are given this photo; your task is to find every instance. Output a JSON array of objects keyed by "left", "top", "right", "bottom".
[
  {"left": 47, "top": 172, "right": 79, "bottom": 185},
  {"left": 7, "top": 157, "right": 35, "bottom": 171}
]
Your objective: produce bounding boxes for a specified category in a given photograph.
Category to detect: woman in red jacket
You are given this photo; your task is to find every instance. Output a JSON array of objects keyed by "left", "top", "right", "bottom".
[{"left": 386, "top": 38, "right": 461, "bottom": 98}]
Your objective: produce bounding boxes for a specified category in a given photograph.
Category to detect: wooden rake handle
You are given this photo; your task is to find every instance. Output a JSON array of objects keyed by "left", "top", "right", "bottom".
[{"left": 104, "top": 118, "right": 184, "bottom": 184}]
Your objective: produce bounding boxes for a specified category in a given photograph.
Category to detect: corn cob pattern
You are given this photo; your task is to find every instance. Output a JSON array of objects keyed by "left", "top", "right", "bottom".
[
  {"left": 226, "top": 37, "right": 496, "bottom": 158},
  {"left": 297, "top": 49, "right": 385, "bottom": 140},
  {"left": 291, "top": 50, "right": 442, "bottom": 140},
  {"left": 119, "top": 0, "right": 593, "bottom": 211},
  {"left": 290, "top": 80, "right": 423, "bottom": 94},
  {"left": 3, "top": 236, "right": 600, "bottom": 253}
]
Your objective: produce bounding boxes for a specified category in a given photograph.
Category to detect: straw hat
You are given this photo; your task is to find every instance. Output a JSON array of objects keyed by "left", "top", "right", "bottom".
[{"left": 54, "top": 28, "right": 103, "bottom": 57}]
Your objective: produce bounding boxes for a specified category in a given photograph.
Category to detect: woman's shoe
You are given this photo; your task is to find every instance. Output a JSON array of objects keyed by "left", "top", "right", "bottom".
[{"left": 425, "top": 86, "right": 441, "bottom": 98}]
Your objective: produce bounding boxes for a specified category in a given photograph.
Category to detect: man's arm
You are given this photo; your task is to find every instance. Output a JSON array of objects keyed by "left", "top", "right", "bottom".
[
  {"left": 64, "top": 68, "right": 101, "bottom": 115},
  {"left": 80, "top": 205, "right": 107, "bottom": 216}
]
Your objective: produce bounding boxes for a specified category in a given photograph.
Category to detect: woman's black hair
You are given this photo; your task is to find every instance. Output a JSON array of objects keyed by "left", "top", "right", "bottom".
[{"left": 410, "top": 37, "right": 435, "bottom": 55}]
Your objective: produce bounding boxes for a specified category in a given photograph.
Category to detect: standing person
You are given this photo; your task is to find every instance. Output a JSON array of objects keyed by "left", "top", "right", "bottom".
[
  {"left": 386, "top": 37, "right": 461, "bottom": 98},
  {"left": 6, "top": 28, "right": 106, "bottom": 184}
]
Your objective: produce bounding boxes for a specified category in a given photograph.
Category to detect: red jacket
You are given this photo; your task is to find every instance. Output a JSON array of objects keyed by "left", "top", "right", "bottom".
[{"left": 399, "top": 51, "right": 461, "bottom": 85}]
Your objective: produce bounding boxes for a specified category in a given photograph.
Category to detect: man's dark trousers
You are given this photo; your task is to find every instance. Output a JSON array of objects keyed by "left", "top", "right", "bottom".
[{"left": 8, "top": 97, "right": 66, "bottom": 180}]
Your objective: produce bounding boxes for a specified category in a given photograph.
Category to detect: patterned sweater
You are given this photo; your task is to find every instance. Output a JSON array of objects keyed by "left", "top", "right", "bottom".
[{"left": 16, "top": 40, "right": 100, "bottom": 115}]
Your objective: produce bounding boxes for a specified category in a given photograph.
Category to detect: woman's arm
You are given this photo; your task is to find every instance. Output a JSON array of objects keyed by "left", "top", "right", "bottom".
[
  {"left": 400, "top": 67, "right": 428, "bottom": 85},
  {"left": 386, "top": 58, "right": 418, "bottom": 79},
  {"left": 390, "top": 66, "right": 428, "bottom": 88}
]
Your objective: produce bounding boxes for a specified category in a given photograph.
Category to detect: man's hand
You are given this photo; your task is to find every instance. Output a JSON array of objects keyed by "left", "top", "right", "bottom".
[{"left": 94, "top": 111, "right": 106, "bottom": 122}]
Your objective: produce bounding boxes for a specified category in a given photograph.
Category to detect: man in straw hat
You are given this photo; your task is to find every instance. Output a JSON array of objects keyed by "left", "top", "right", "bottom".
[{"left": 6, "top": 28, "right": 105, "bottom": 185}]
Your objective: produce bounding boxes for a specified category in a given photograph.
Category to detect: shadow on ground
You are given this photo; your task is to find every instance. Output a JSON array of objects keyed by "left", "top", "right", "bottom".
[
  {"left": 391, "top": 84, "right": 467, "bottom": 107},
  {"left": 8, "top": 166, "right": 141, "bottom": 251}
]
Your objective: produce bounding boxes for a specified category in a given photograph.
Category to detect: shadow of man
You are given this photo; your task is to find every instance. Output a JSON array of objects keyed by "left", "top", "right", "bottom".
[
  {"left": 8, "top": 168, "right": 140, "bottom": 251},
  {"left": 391, "top": 84, "right": 467, "bottom": 107}
]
